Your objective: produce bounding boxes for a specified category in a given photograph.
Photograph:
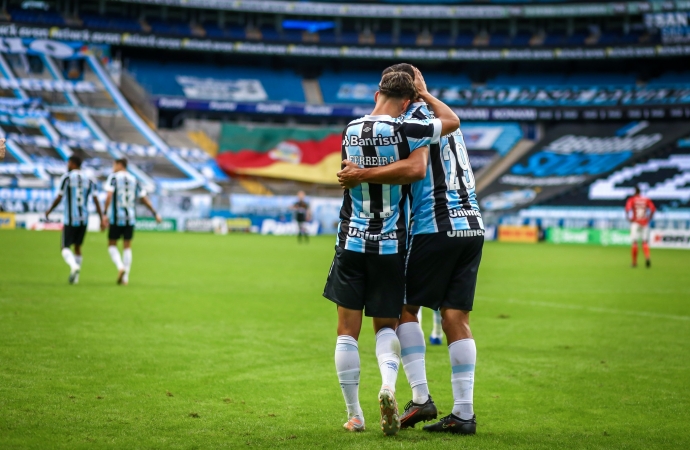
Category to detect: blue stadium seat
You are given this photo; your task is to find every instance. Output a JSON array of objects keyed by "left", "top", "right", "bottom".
[
  {"left": 340, "top": 31, "right": 359, "bottom": 45},
  {"left": 148, "top": 19, "right": 191, "bottom": 36},
  {"left": 227, "top": 25, "right": 246, "bottom": 40},
  {"left": 127, "top": 60, "right": 306, "bottom": 103},
  {"left": 282, "top": 29, "right": 303, "bottom": 42},
  {"left": 319, "top": 30, "right": 337, "bottom": 44},
  {"left": 489, "top": 32, "right": 510, "bottom": 47},
  {"left": 203, "top": 22, "right": 227, "bottom": 39},
  {"left": 565, "top": 31, "right": 588, "bottom": 46},
  {"left": 511, "top": 31, "right": 533, "bottom": 46},
  {"left": 375, "top": 32, "right": 393, "bottom": 46},
  {"left": 259, "top": 25, "right": 280, "bottom": 41},
  {"left": 81, "top": 13, "right": 141, "bottom": 32},
  {"left": 398, "top": 32, "right": 417, "bottom": 46},
  {"left": 456, "top": 32, "right": 475, "bottom": 46},
  {"left": 598, "top": 31, "right": 620, "bottom": 45},
  {"left": 542, "top": 32, "right": 565, "bottom": 46},
  {"left": 10, "top": 8, "right": 65, "bottom": 26},
  {"left": 433, "top": 31, "right": 453, "bottom": 47}
]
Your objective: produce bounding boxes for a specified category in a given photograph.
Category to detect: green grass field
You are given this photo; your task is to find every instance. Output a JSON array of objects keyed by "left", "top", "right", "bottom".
[{"left": 1, "top": 230, "right": 689, "bottom": 449}]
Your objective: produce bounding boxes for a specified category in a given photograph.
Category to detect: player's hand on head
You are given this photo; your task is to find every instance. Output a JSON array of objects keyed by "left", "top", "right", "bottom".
[{"left": 412, "top": 67, "right": 428, "bottom": 95}]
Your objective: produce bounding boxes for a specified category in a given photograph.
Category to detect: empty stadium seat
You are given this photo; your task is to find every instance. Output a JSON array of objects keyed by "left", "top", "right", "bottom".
[
  {"left": 127, "top": 60, "right": 306, "bottom": 103},
  {"left": 81, "top": 13, "right": 141, "bottom": 32},
  {"left": 10, "top": 8, "right": 64, "bottom": 26}
]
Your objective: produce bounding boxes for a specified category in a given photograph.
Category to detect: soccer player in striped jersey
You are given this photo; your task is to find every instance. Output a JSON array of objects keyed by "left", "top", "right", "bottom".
[
  {"left": 102, "top": 158, "right": 161, "bottom": 285},
  {"left": 338, "top": 65, "right": 482, "bottom": 435},
  {"left": 324, "top": 71, "right": 460, "bottom": 435},
  {"left": 45, "top": 155, "right": 104, "bottom": 284}
]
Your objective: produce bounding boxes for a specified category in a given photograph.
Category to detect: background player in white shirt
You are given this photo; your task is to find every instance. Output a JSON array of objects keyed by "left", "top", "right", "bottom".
[
  {"left": 102, "top": 158, "right": 161, "bottom": 285},
  {"left": 45, "top": 155, "right": 104, "bottom": 284}
]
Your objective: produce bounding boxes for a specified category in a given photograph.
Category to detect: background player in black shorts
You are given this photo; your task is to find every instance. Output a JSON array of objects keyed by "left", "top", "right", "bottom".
[
  {"left": 291, "top": 190, "right": 311, "bottom": 243},
  {"left": 102, "top": 159, "right": 161, "bottom": 285},
  {"left": 45, "top": 156, "right": 104, "bottom": 284}
]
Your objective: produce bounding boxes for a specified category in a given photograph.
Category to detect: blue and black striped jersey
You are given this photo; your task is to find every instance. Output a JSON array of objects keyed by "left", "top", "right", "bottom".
[
  {"left": 337, "top": 114, "right": 442, "bottom": 254},
  {"left": 58, "top": 170, "right": 96, "bottom": 227},
  {"left": 404, "top": 102, "right": 483, "bottom": 235},
  {"left": 104, "top": 171, "right": 146, "bottom": 226}
]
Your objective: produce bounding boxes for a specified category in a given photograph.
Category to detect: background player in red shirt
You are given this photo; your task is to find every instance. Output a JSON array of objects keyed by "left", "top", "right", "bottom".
[{"left": 625, "top": 186, "right": 656, "bottom": 268}]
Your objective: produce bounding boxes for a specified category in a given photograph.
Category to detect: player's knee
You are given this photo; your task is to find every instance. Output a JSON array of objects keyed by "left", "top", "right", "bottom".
[
  {"left": 400, "top": 305, "right": 420, "bottom": 323},
  {"left": 373, "top": 318, "right": 398, "bottom": 333}
]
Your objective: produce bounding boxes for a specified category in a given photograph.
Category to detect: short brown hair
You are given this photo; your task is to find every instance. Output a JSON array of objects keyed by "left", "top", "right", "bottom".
[
  {"left": 115, "top": 158, "right": 128, "bottom": 168},
  {"left": 378, "top": 71, "right": 417, "bottom": 101},
  {"left": 382, "top": 63, "right": 415, "bottom": 80}
]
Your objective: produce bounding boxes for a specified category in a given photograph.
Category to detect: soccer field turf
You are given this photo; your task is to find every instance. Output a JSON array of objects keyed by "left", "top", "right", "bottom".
[{"left": 1, "top": 230, "right": 689, "bottom": 449}]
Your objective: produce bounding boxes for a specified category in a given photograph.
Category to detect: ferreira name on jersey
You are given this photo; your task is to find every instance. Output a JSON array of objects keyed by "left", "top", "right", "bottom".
[
  {"left": 403, "top": 102, "right": 483, "bottom": 235},
  {"left": 337, "top": 114, "right": 441, "bottom": 254}
]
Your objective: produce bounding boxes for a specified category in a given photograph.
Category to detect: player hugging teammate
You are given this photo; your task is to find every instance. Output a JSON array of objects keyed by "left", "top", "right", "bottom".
[{"left": 324, "top": 64, "right": 484, "bottom": 436}]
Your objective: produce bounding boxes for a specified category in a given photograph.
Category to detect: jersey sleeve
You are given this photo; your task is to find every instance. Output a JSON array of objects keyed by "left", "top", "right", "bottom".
[
  {"left": 136, "top": 180, "right": 147, "bottom": 198},
  {"left": 647, "top": 198, "right": 656, "bottom": 214},
  {"left": 58, "top": 173, "right": 69, "bottom": 195},
  {"left": 401, "top": 118, "right": 442, "bottom": 151},
  {"left": 104, "top": 174, "right": 115, "bottom": 192},
  {"left": 625, "top": 197, "right": 632, "bottom": 212}
]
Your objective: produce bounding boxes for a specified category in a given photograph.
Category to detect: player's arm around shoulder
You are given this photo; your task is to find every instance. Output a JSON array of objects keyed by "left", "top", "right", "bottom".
[{"left": 337, "top": 146, "right": 429, "bottom": 189}]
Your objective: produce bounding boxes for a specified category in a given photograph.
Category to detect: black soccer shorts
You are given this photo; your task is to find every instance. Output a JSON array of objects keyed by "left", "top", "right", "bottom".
[
  {"left": 108, "top": 225, "right": 135, "bottom": 241},
  {"left": 323, "top": 246, "right": 405, "bottom": 319},
  {"left": 405, "top": 232, "right": 484, "bottom": 311},
  {"left": 62, "top": 225, "right": 87, "bottom": 248}
]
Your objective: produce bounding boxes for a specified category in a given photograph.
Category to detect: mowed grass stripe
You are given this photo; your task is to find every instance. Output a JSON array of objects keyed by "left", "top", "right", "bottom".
[{"left": 1, "top": 230, "right": 689, "bottom": 449}]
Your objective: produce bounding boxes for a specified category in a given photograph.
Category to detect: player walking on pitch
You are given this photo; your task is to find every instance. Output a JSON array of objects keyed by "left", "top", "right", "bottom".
[
  {"left": 102, "top": 158, "right": 161, "bottom": 285},
  {"left": 339, "top": 65, "right": 482, "bottom": 435},
  {"left": 291, "top": 190, "right": 311, "bottom": 243},
  {"left": 45, "top": 156, "right": 104, "bottom": 284},
  {"left": 626, "top": 186, "right": 656, "bottom": 268},
  {"left": 324, "top": 71, "right": 459, "bottom": 435}
]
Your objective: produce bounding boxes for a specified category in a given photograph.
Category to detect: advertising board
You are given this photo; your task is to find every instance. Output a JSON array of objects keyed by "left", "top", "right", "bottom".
[
  {"left": 650, "top": 229, "right": 690, "bottom": 249},
  {"left": 498, "top": 225, "right": 538, "bottom": 243},
  {"left": 0, "top": 212, "right": 16, "bottom": 229},
  {"left": 135, "top": 218, "right": 177, "bottom": 231}
]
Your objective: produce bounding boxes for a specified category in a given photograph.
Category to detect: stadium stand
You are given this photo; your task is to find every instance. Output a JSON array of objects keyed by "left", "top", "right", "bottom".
[{"left": 126, "top": 61, "right": 306, "bottom": 104}]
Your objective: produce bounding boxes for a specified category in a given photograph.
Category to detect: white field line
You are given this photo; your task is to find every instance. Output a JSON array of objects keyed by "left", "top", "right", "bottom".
[{"left": 479, "top": 297, "right": 690, "bottom": 322}]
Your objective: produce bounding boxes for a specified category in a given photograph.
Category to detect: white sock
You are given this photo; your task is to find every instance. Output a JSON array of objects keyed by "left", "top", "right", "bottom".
[
  {"left": 108, "top": 246, "right": 124, "bottom": 271},
  {"left": 431, "top": 310, "right": 443, "bottom": 338},
  {"left": 61, "top": 248, "right": 79, "bottom": 271},
  {"left": 335, "top": 335, "right": 363, "bottom": 420},
  {"left": 375, "top": 327, "right": 401, "bottom": 392},
  {"left": 449, "top": 338, "right": 476, "bottom": 420},
  {"left": 75, "top": 255, "right": 82, "bottom": 267},
  {"left": 397, "top": 322, "right": 429, "bottom": 404},
  {"left": 123, "top": 248, "right": 132, "bottom": 278}
]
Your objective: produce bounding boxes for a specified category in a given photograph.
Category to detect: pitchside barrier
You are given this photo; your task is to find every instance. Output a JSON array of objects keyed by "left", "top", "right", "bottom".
[
  {"left": 497, "top": 225, "right": 539, "bottom": 243},
  {"left": 546, "top": 227, "right": 690, "bottom": 249},
  {"left": 0, "top": 212, "right": 16, "bottom": 229}
]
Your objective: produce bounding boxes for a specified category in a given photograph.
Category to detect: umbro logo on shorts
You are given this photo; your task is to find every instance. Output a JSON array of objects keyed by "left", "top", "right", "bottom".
[{"left": 363, "top": 127, "right": 372, "bottom": 132}]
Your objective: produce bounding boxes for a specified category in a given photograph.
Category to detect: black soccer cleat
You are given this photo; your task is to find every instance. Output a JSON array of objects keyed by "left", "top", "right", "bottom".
[
  {"left": 400, "top": 396, "right": 438, "bottom": 429},
  {"left": 646, "top": 259, "right": 651, "bottom": 268},
  {"left": 423, "top": 413, "right": 476, "bottom": 435}
]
